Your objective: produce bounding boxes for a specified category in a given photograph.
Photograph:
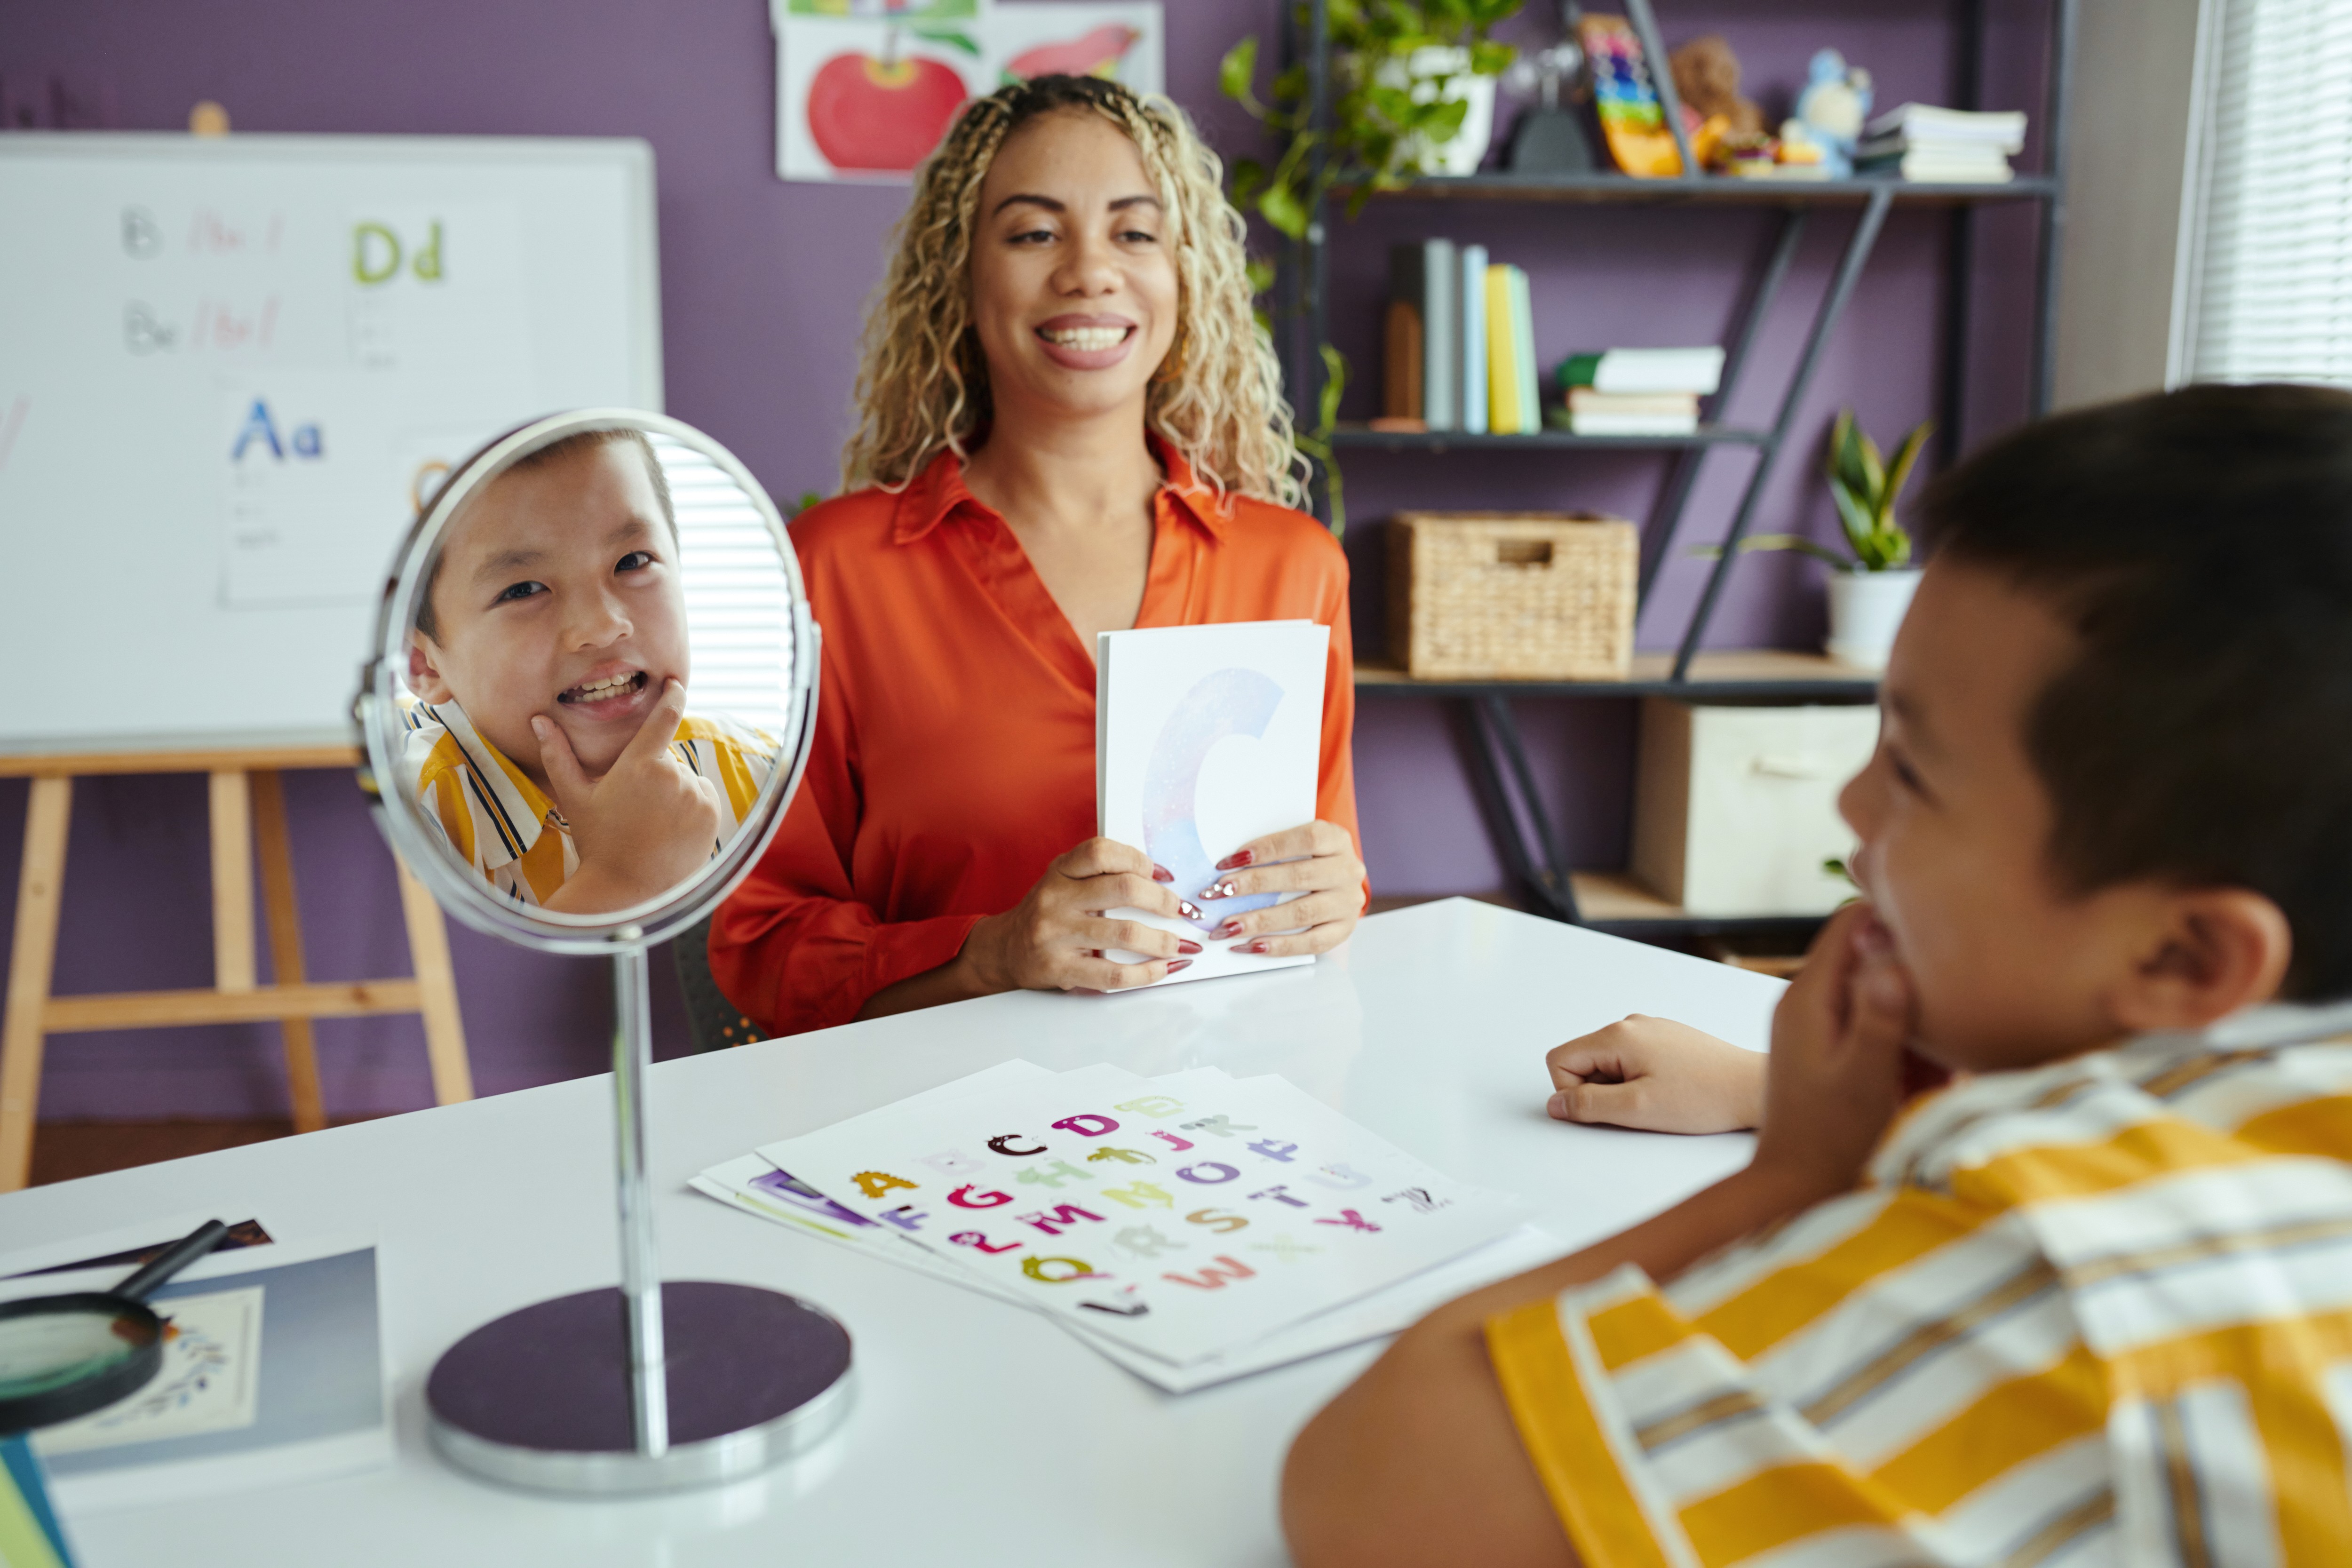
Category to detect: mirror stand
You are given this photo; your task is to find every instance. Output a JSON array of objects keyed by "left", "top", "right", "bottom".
[{"left": 420, "top": 939, "right": 855, "bottom": 1496}]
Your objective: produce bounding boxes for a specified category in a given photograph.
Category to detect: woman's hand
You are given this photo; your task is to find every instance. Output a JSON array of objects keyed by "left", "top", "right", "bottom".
[
  {"left": 962, "top": 837, "right": 1198, "bottom": 993},
  {"left": 1545, "top": 1016, "right": 1766, "bottom": 1134},
  {"left": 1194, "top": 821, "right": 1367, "bottom": 957},
  {"left": 1749, "top": 902, "right": 1919, "bottom": 1207}
]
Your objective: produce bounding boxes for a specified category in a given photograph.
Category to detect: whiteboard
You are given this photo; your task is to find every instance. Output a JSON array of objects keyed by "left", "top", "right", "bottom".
[{"left": 0, "top": 133, "right": 662, "bottom": 754}]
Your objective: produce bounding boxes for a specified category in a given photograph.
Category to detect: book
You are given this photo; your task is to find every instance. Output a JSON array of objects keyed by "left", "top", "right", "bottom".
[
  {"left": 1557, "top": 407, "right": 1701, "bottom": 437},
  {"left": 1857, "top": 148, "right": 2014, "bottom": 183},
  {"left": 1096, "top": 620, "right": 1328, "bottom": 989},
  {"left": 1382, "top": 247, "right": 1426, "bottom": 423},
  {"left": 1484, "top": 264, "right": 1520, "bottom": 434},
  {"left": 1509, "top": 267, "right": 1539, "bottom": 440},
  {"left": 1567, "top": 389, "right": 1701, "bottom": 417},
  {"left": 1459, "top": 243, "right": 1489, "bottom": 435},
  {"left": 1421, "top": 240, "right": 1458, "bottom": 430},
  {"left": 1862, "top": 103, "right": 2028, "bottom": 151},
  {"left": 1557, "top": 346, "right": 1725, "bottom": 396},
  {"left": 0, "top": 1237, "right": 389, "bottom": 1512}
]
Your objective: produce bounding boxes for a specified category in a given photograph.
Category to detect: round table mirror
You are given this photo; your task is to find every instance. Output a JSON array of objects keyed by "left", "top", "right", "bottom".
[{"left": 354, "top": 410, "right": 849, "bottom": 1494}]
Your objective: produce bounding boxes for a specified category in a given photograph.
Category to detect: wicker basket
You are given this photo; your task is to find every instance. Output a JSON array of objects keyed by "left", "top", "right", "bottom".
[{"left": 1387, "top": 511, "right": 1637, "bottom": 680}]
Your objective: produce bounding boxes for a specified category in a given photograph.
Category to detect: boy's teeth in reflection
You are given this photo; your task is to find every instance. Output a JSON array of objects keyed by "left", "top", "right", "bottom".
[
  {"left": 1041, "top": 326, "right": 1128, "bottom": 350},
  {"left": 561, "top": 671, "right": 645, "bottom": 704}
]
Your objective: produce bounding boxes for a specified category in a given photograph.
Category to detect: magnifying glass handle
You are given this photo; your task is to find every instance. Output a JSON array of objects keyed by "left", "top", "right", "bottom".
[{"left": 114, "top": 1219, "right": 231, "bottom": 1303}]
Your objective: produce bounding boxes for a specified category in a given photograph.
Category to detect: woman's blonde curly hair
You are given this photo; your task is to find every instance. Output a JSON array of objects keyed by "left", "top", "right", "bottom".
[{"left": 841, "top": 73, "right": 1306, "bottom": 510}]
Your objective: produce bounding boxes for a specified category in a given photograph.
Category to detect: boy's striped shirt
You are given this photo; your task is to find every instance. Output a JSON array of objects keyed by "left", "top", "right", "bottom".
[
  {"left": 397, "top": 700, "right": 778, "bottom": 908},
  {"left": 1487, "top": 1003, "right": 2352, "bottom": 1568}
]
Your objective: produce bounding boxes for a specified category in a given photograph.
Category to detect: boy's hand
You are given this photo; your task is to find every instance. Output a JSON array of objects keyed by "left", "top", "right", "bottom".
[
  {"left": 532, "top": 678, "right": 722, "bottom": 912},
  {"left": 1546, "top": 1016, "right": 1766, "bottom": 1134},
  {"left": 1750, "top": 902, "right": 1918, "bottom": 1205}
]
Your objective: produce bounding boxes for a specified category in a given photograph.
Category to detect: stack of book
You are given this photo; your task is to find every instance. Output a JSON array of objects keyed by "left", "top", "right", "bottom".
[
  {"left": 1381, "top": 240, "right": 1545, "bottom": 437},
  {"left": 1856, "top": 103, "right": 2027, "bottom": 183},
  {"left": 1549, "top": 347, "right": 1724, "bottom": 436}
]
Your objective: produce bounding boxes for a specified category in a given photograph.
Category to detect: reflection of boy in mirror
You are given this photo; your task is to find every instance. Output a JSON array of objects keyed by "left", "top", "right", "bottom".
[{"left": 399, "top": 430, "right": 779, "bottom": 914}]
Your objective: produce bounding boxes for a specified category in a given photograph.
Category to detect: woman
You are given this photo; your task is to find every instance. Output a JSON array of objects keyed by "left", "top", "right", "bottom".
[{"left": 711, "top": 73, "right": 1364, "bottom": 1037}]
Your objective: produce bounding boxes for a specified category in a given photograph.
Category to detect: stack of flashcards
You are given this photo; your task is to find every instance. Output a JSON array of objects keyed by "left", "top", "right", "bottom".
[{"left": 694, "top": 1062, "right": 1551, "bottom": 1390}]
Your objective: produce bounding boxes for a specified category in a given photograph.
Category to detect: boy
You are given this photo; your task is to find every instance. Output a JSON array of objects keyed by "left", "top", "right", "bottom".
[
  {"left": 401, "top": 429, "right": 779, "bottom": 914},
  {"left": 1283, "top": 384, "right": 2352, "bottom": 1567}
]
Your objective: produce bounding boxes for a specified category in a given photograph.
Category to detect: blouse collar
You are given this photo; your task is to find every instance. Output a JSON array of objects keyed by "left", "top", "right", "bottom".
[{"left": 889, "top": 434, "right": 1233, "bottom": 545}]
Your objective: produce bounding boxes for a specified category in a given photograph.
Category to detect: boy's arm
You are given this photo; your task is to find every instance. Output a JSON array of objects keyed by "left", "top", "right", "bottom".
[{"left": 1282, "top": 906, "right": 1916, "bottom": 1568}]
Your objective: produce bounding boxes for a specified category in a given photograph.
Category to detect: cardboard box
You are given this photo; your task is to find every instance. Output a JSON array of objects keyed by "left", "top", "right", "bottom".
[{"left": 1632, "top": 700, "right": 1881, "bottom": 916}]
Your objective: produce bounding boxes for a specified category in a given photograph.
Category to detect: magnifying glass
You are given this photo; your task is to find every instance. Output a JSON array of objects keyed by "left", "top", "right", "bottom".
[{"left": 0, "top": 1219, "right": 230, "bottom": 1434}]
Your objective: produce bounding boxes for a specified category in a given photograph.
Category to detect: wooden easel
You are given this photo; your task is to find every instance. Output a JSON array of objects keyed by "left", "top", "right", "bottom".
[{"left": 0, "top": 743, "right": 473, "bottom": 1192}]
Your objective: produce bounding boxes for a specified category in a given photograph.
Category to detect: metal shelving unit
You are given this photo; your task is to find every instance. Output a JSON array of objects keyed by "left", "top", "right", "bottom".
[{"left": 1279, "top": 0, "right": 2077, "bottom": 930}]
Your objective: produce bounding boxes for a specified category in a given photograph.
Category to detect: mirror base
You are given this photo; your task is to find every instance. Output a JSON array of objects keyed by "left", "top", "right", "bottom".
[{"left": 424, "top": 1281, "right": 853, "bottom": 1496}]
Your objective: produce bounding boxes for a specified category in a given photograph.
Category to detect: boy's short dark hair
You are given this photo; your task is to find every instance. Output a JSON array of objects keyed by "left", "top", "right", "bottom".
[
  {"left": 413, "top": 427, "right": 675, "bottom": 640},
  {"left": 1920, "top": 382, "right": 2352, "bottom": 999}
]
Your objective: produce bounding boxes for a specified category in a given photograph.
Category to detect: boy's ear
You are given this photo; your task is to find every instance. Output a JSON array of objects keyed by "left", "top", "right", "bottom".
[
  {"left": 2111, "top": 887, "right": 2294, "bottom": 1035},
  {"left": 407, "top": 632, "right": 455, "bottom": 705}
]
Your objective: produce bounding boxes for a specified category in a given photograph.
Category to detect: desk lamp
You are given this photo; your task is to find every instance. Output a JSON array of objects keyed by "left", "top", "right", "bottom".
[{"left": 354, "top": 411, "right": 846, "bottom": 1494}]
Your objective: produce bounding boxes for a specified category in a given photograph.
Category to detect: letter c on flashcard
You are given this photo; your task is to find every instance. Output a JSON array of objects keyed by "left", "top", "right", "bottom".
[
  {"left": 1022, "top": 1256, "right": 1106, "bottom": 1283},
  {"left": 1051, "top": 1114, "right": 1120, "bottom": 1137},
  {"left": 948, "top": 1184, "right": 1013, "bottom": 1209},
  {"left": 988, "top": 1134, "right": 1048, "bottom": 1157},
  {"left": 1176, "top": 1162, "right": 1240, "bottom": 1185}
]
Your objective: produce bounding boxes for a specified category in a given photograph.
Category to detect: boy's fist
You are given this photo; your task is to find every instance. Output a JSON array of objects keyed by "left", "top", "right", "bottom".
[
  {"left": 1546, "top": 1016, "right": 1766, "bottom": 1134},
  {"left": 532, "top": 678, "right": 722, "bottom": 912},
  {"left": 1751, "top": 902, "right": 1919, "bottom": 1204}
]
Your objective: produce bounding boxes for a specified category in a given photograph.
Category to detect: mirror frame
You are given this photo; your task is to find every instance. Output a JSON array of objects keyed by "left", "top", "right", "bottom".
[{"left": 353, "top": 409, "right": 821, "bottom": 955}]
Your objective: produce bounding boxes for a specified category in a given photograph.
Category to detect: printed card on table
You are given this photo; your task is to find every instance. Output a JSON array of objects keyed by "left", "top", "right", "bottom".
[
  {"left": 757, "top": 1064, "right": 1526, "bottom": 1366},
  {"left": 1097, "top": 621, "right": 1329, "bottom": 988}
]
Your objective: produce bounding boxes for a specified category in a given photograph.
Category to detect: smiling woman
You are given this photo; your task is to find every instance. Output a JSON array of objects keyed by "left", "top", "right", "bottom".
[{"left": 710, "top": 74, "right": 1367, "bottom": 1038}]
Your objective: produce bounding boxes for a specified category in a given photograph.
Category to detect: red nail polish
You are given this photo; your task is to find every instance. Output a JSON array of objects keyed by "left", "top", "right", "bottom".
[
  {"left": 1240, "top": 940, "right": 1270, "bottom": 955},
  {"left": 1177, "top": 940, "right": 1202, "bottom": 955},
  {"left": 1216, "top": 920, "right": 1245, "bottom": 939},
  {"left": 1152, "top": 863, "right": 1174, "bottom": 883},
  {"left": 1165, "top": 959, "right": 1192, "bottom": 974},
  {"left": 1200, "top": 879, "right": 1235, "bottom": 900},
  {"left": 1216, "top": 849, "right": 1255, "bottom": 871},
  {"left": 1179, "top": 899, "right": 1205, "bottom": 921}
]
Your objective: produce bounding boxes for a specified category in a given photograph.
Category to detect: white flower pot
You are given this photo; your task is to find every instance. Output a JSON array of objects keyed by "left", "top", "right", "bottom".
[
  {"left": 1373, "top": 47, "right": 1499, "bottom": 177},
  {"left": 1825, "top": 568, "right": 1922, "bottom": 671}
]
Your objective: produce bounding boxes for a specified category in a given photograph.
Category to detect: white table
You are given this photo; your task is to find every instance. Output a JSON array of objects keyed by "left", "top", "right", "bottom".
[{"left": 2, "top": 899, "right": 1781, "bottom": 1567}]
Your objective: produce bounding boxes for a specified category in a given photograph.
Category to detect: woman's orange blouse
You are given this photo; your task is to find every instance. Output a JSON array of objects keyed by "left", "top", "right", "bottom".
[{"left": 709, "top": 441, "right": 1360, "bottom": 1039}]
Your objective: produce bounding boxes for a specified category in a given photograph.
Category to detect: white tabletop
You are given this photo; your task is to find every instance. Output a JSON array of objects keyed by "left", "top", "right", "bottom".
[{"left": 4, "top": 898, "right": 1781, "bottom": 1568}]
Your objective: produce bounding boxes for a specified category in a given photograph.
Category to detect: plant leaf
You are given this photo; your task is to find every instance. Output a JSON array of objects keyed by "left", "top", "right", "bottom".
[
  {"left": 1735, "top": 533, "right": 1859, "bottom": 570},
  {"left": 1878, "top": 421, "right": 1932, "bottom": 527},
  {"left": 1828, "top": 479, "right": 1877, "bottom": 562},
  {"left": 1219, "top": 37, "right": 1259, "bottom": 104},
  {"left": 1259, "top": 180, "right": 1310, "bottom": 240}
]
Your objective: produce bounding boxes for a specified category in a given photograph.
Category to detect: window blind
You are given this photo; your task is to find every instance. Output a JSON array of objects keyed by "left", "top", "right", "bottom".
[{"left": 2185, "top": 0, "right": 2352, "bottom": 385}]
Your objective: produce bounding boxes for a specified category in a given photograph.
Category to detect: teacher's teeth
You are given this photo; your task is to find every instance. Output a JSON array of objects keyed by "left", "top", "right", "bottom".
[{"left": 1042, "top": 326, "right": 1126, "bottom": 350}]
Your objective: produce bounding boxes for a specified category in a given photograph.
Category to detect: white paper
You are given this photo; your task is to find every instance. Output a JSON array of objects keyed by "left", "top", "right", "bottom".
[
  {"left": 1096, "top": 620, "right": 1330, "bottom": 988},
  {"left": 755, "top": 1066, "right": 1527, "bottom": 1366},
  {"left": 698, "top": 1066, "right": 1554, "bottom": 1391}
]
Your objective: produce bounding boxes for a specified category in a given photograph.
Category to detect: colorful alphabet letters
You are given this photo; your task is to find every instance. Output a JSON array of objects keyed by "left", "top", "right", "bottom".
[{"left": 743, "top": 1062, "right": 1528, "bottom": 1368}]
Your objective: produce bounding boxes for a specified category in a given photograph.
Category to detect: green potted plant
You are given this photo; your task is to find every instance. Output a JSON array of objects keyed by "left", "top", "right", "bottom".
[
  {"left": 1219, "top": 3, "right": 1519, "bottom": 239},
  {"left": 1730, "top": 409, "right": 1929, "bottom": 670}
]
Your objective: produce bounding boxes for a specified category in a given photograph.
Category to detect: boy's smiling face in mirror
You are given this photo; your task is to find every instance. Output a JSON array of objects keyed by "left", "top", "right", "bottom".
[{"left": 408, "top": 438, "right": 687, "bottom": 790}]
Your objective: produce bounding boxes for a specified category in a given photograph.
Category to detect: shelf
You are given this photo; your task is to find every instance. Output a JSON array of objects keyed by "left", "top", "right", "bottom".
[
  {"left": 1331, "top": 423, "right": 1768, "bottom": 453},
  {"left": 1355, "top": 650, "right": 1879, "bottom": 701},
  {"left": 1571, "top": 872, "right": 1832, "bottom": 935},
  {"left": 1351, "top": 173, "right": 2058, "bottom": 207}
]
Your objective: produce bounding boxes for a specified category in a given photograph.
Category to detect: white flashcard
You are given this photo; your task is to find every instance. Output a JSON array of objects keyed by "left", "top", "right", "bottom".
[{"left": 1097, "top": 620, "right": 1330, "bottom": 989}]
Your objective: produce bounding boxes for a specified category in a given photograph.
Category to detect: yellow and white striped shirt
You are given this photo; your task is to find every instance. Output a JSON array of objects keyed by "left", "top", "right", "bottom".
[
  {"left": 397, "top": 700, "right": 779, "bottom": 907},
  {"left": 1489, "top": 1003, "right": 2352, "bottom": 1568}
]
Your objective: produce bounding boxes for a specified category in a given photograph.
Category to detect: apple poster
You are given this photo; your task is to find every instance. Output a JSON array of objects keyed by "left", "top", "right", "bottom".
[{"left": 774, "top": 2, "right": 1166, "bottom": 183}]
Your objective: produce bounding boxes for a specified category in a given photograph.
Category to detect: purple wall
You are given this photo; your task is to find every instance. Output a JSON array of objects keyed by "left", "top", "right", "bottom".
[{"left": 3, "top": 0, "right": 2046, "bottom": 1120}]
